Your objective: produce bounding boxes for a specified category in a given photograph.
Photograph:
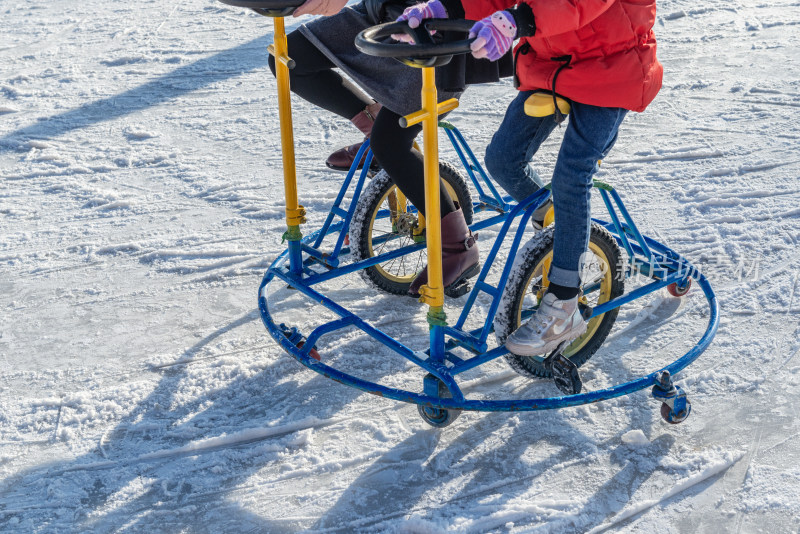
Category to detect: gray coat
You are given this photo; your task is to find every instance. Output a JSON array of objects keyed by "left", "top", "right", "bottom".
[{"left": 299, "top": 1, "right": 462, "bottom": 116}]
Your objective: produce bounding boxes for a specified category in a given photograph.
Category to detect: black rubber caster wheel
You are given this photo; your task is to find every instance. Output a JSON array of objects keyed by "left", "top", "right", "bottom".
[
  {"left": 418, "top": 404, "right": 460, "bottom": 428},
  {"left": 660, "top": 399, "right": 691, "bottom": 424},
  {"left": 417, "top": 374, "right": 462, "bottom": 428}
]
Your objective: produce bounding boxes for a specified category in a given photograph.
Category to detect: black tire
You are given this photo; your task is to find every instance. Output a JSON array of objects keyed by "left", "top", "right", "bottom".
[
  {"left": 494, "top": 223, "right": 625, "bottom": 378},
  {"left": 350, "top": 162, "right": 472, "bottom": 295}
]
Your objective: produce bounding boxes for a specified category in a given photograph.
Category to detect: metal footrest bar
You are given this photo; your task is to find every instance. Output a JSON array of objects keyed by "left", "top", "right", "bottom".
[
  {"left": 453, "top": 192, "right": 549, "bottom": 336},
  {"left": 442, "top": 126, "right": 509, "bottom": 211},
  {"left": 311, "top": 141, "right": 373, "bottom": 251}
]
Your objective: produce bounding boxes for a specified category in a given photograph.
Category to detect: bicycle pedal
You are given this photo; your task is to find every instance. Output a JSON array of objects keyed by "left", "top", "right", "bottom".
[
  {"left": 545, "top": 351, "right": 582, "bottom": 395},
  {"left": 444, "top": 282, "right": 471, "bottom": 298},
  {"left": 578, "top": 303, "right": 593, "bottom": 321},
  {"left": 443, "top": 263, "right": 480, "bottom": 298}
]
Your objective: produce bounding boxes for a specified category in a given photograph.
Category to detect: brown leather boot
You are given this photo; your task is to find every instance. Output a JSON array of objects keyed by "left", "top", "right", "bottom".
[
  {"left": 326, "top": 102, "right": 382, "bottom": 171},
  {"left": 408, "top": 208, "right": 480, "bottom": 298}
]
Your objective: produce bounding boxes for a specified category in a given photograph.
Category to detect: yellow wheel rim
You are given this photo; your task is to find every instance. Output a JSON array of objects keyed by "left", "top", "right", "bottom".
[{"left": 367, "top": 181, "right": 460, "bottom": 284}]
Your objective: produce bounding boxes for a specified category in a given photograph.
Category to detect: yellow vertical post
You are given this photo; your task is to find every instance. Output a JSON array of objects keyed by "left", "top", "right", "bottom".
[
  {"left": 273, "top": 16, "right": 305, "bottom": 241},
  {"left": 419, "top": 67, "right": 444, "bottom": 310}
]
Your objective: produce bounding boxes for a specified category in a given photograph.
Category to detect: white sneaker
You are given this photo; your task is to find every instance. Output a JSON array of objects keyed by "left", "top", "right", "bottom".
[{"left": 505, "top": 292, "right": 587, "bottom": 356}]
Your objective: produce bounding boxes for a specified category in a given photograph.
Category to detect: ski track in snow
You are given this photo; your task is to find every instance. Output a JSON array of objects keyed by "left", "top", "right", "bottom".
[{"left": 2, "top": 0, "right": 800, "bottom": 532}]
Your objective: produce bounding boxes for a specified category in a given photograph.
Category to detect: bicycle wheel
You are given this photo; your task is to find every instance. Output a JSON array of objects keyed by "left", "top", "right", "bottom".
[
  {"left": 494, "top": 223, "right": 624, "bottom": 378},
  {"left": 350, "top": 162, "right": 472, "bottom": 295}
]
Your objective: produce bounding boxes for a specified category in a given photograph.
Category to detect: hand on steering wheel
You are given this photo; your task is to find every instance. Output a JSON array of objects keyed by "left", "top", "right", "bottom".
[
  {"left": 392, "top": 0, "right": 447, "bottom": 42},
  {"left": 468, "top": 11, "right": 517, "bottom": 61}
]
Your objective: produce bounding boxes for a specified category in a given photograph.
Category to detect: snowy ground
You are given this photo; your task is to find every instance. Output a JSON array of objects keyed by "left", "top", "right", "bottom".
[{"left": 2, "top": 0, "right": 800, "bottom": 532}]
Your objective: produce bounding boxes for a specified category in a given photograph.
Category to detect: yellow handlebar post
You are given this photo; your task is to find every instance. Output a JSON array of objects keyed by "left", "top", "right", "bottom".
[
  {"left": 273, "top": 17, "right": 306, "bottom": 247},
  {"left": 420, "top": 67, "right": 444, "bottom": 311},
  {"left": 402, "top": 67, "right": 459, "bottom": 328}
]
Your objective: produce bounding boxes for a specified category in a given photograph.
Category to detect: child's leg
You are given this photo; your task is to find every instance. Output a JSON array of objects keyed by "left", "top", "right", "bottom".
[
  {"left": 549, "top": 103, "right": 627, "bottom": 291},
  {"left": 505, "top": 102, "right": 627, "bottom": 357},
  {"left": 484, "top": 90, "right": 560, "bottom": 203}
]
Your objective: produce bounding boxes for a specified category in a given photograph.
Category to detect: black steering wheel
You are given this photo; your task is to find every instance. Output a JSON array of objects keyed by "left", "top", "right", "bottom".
[
  {"left": 355, "top": 20, "right": 475, "bottom": 68},
  {"left": 218, "top": 0, "right": 306, "bottom": 17}
]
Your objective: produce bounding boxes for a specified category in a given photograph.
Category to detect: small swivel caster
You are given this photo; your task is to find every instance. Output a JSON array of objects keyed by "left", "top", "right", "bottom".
[
  {"left": 652, "top": 370, "right": 691, "bottom": 424},
  {"left": 418, "top": 374, "right": 461, "bottom": 428},
  {"left": 279, "top": 323, "right": 321, "bottom": 361},
  {"left": 667, "top": 278, "right": 692, "bottom": 297}
]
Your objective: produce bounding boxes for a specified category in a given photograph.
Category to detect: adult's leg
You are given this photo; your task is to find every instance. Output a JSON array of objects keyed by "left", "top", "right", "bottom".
[
  {"left": 369, "top": 108, "right": 456, "bottom": 218},
  {"left": 267, "top": 30, "right": 372, "bottom": 120},
  {"left": 484, "top": 90, "right": 560, "bottom": 203},
  {"left": 370, "top": 108, "right": 478, "bottom": 297},
  {"left": 269, "top": 30, "right": 382, "bottom": 169},
  {"left": 548, "top": 103, "right": 627, "bottom": 291}
]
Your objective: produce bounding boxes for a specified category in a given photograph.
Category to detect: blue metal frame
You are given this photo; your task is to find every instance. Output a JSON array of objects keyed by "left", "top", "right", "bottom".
[
  {"left": 295, "top": 140, "right": 376, "bottom": 270},
  {"left": 258, "top": 123, "right": 718, "bottom": 413}
]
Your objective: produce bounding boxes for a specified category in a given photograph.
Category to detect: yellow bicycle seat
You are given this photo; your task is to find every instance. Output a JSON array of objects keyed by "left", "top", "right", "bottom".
[{"left": 524, "top": 92, "right": 571, "bottom": 118}]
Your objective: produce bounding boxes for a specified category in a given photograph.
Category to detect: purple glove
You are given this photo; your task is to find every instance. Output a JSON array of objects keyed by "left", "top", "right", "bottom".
[
  {"left": 393, "top": 0, "right": 447, "bottom": 42},
  {"left": 397, "top": 0, "right": 447, "bottom": 28},
  {"left": 469, "top": 11, "right": 517, "bottom": 61}
]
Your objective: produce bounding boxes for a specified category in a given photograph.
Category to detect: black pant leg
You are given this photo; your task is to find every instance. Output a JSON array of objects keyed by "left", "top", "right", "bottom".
[
  {"left": 370, "top": 109, "right": 456, "bottom": 218},
  {"left": 268, "top": 30, "right": 372, "bottom": 119}
]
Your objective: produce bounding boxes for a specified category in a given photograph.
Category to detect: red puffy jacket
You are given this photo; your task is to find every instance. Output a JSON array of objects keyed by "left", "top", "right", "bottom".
[{"left": 464, "top": 0, "right": 663, "bottom": 112}]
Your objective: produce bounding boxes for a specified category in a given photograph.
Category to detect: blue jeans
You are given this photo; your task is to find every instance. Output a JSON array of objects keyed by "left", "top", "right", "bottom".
[{"left": 485, "top": 91, "right": 627, "bottom": 288}]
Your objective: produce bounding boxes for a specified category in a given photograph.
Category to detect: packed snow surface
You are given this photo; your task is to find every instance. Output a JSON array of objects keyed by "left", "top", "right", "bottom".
[{"left": 2, "top": 0, "right": 800, "bottom": 532}]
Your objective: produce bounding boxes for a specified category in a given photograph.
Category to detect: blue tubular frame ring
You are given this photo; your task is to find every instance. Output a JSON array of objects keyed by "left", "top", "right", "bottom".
[
  {"left": 258, "top": 227, "right": 719, "bottom": 412},
  {"left": 254, "top": 117, "right": 717, "bottom": 414}
]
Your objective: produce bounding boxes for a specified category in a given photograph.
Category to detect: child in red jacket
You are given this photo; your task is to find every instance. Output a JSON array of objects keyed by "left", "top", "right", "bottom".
[{"left": 401, "top": 0, "right": 662, "bottom": 355}]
